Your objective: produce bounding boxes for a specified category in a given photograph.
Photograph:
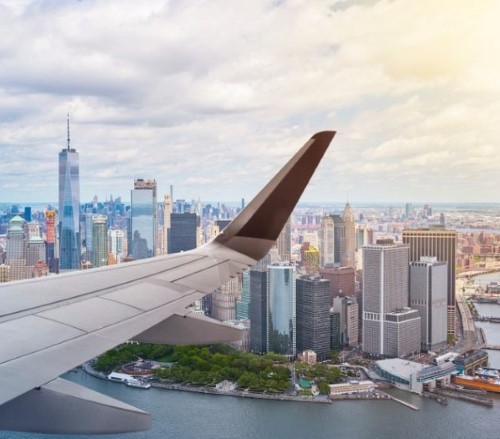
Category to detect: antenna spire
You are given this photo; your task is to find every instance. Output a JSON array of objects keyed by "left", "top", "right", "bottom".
[{"left": 67, "top": 113, "right": 71, "bottom": 151}]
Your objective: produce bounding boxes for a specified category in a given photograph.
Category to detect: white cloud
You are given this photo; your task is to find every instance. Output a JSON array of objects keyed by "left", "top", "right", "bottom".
[{"left": 0, "top": 0, "right": 498, "bottom": 204}]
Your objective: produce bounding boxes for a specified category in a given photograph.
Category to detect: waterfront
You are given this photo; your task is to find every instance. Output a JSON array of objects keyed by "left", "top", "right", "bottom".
[
  {"left": 0, "top": 368, "right": 499, "bottom": 439},
  {"left": 1, "top": 273, "right": 500, "bottom": 439}
]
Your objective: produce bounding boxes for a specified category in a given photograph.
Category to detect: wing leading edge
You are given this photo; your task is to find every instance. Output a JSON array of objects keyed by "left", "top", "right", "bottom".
[{"left": 0, "top": 131, "right": 334, "bottom": 434}]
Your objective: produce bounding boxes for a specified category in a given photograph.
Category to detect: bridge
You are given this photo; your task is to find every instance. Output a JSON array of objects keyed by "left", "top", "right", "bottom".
[
  {"left": 484, "top": 345, "right": 500, "bottom": 351},
  {"left": 474, "top": 316, "right": 500, "bottom": 324}
]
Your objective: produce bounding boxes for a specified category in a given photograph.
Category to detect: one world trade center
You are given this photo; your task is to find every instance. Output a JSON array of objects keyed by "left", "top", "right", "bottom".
[{"left": 58, "top": 116, "right": 80, "bottom": 270}]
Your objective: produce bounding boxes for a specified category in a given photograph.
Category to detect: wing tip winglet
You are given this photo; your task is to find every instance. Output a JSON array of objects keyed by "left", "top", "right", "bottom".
[{"left": 213, "top": 131, "right": 335, "bottom": 260}]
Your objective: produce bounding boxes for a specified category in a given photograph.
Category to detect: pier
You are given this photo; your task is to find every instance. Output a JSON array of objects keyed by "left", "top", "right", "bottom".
[
  {"left": 474, "top": 316, "right": 500, "bottom": 324},
  {"left": 389, "top": 395, "right": 419, "bottom": 411}
]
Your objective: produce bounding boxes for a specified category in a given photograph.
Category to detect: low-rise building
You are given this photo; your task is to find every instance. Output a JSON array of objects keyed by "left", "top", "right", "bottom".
[{"left": 329, "top": 380, "right": 375, "bottom": 395}]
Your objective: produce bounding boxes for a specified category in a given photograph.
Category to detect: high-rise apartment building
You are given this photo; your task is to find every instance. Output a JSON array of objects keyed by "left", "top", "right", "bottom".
[
  {"left": 92, "top": 215, "right": 108, "bottom": 268},
  {"left": 130, "top": 179, "right": 157, "bottom": 260},
  {"left": 410, "top": 257, "right": 448, "bottom": 351},
  {"left": 296, "top": 276, "right": 331, "bottom": 360},
  {"left": 58, "top": 117, "right": 80, "bottom": 270},
  {"left": 267, "top": 263, "right": 296, "bottom": 357},
  {"left": 362, "top": 240, "right": 420, "bottom": 357},
  {"left": 402, "top": 227, "right": 457, "bottom": 335},
  {"left": 168, "top": 213, "right": 199, "bottom": 254}
]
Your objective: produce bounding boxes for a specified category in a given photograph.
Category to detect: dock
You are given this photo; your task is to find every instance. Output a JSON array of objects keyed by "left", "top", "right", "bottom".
[{"left": 389, "top": 395, "right": 420, "bottom": 411}]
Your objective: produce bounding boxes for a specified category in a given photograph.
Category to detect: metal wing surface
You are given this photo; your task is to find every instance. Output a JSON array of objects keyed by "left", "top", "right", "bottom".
[{"left": 0, "top": 131, "right": 334, "bottom": 434}]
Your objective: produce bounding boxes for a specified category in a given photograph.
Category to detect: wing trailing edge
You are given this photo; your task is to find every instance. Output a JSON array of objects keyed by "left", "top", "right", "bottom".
[
  {"left": 0, "top": 378, "right": 151, "bottom": 434},
  {"left": 134, "top": 312, "right": 243, "bottom": 345}
]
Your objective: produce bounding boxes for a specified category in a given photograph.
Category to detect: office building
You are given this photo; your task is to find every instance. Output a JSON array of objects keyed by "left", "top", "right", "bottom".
[
  {"left": 340, "top": 202, "right": 356, "bottom": 268},
  {"left": 276, "top": 216, "right": 291, "bottom": 262},
  {"left": 168, "top": 213, "right": 199, "bottom": 254},
  {"left": 330, "top": 310, "right": 341, "bottom": 350},
  {"left": 249, "top": 265, "right": 268, "bottom": 354},
  {"left": 302, "top": 245, "right": 320, "bottom": 274},
  {"left": 6, "top": 215, "right": 28, "bottom": 280},
  {"left": 362, "top": 240, "right": 420, "bottom": 357},
  {"left": 333, "top": 296, "right": 359, "bottom": 347},
  {"left": 320, "top": 265, "right": 356, "bottom": 299},
  {"left": 267, "top": 263, "right": 296, "bottom": 357},
  {"left": 109, "top": 229, "right": 126, "bottom": 264},
  {"left": 58, "top": 117, "right": 80, "bottom": 270},
  {"left": 403, "top": 227, "right": 457, "bottom": 335},
  {"left": 410, "top": 257, "right": 448, "bottom": 351},
  {"left": 160, "top": 195, "right": 172, "bottom": 255},
  {"left": 92, "top": 215, "right": 108, "bottom": 268},
  {"left": 236, "top": 271, "right": 250, "bottom": 320},
  {"left": 44, "top": 210, "right": 57, "bottom": 272},
  {"left": 212, "top": 277, "right": 241, "bottom": 322},
  {"left": 26, "top": 236, "right": 46, "bottom": 266},
  {"left": 249, "top": 252, "right": 277, "bottom": 354},
  {"left": 319, "top": 215, "right": 334, "bottom": 268},
  {"left": 296, "top": 276, "right": 331, "bottom": 360},
  {"left": 131, "top": 179, "right": 157, "bottom": 260}
]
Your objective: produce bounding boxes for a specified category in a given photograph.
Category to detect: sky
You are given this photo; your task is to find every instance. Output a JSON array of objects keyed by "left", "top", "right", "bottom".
[{"left": 0, "top": 0, "right": 499, "bottom": 205}]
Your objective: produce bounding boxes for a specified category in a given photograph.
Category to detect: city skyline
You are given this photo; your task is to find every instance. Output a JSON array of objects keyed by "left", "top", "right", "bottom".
[{"left": 0, "top": 1, "right": 499, "bottom": 204}]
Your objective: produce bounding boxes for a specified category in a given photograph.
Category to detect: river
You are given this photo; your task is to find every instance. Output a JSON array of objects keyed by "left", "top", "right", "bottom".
[{"left": 1, "top": 273, "right": 500, "bottom": 439}]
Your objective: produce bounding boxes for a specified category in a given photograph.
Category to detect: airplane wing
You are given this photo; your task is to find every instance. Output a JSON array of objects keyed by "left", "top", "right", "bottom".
[{"left": 0, "top": 131, "right": 334, "bottom": 434}]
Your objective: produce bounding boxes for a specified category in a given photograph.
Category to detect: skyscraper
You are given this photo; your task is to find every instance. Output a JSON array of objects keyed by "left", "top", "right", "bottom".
[
  {"left": 130, "top": 179, "right": 157, "bottom": 260},
  {"left": 276, "top": 216, "right": 291, "bottom": 262},
  {"left": 340, "top": 202, "right": 356, "bottom": 268},
  {"left": 402, "top": 227, "right": 457, "bottom": 335},
  {"left": 44, "top": 210, "right": 57, "bottom": 272},
  {"left": 92, "top": 215, "right": 108, "bottom": 268},
  {"left": 109, "top": 229, "right": 125, "bottom": 264},
  {"left": 410, "top": 257, "right": 448, "bottom": 351},
  {"left": 296, "top": 276, "right": 331, "bottom": 360},
  {"left": 333, "top": 295, "right": 359, "bottom": 347},
  {"left": 249, "top": 266, "right": 268, "bottom": 354},
  {"left": 168, "top": 213, "right": 199, "bottom": 254},
  {"left": 6, "top": 215, "right": 28, "bottom": 280},
  {"left": 267, "top": 262, "right": 296, "bottom": 357},
  {"left": 58, "top": 116, "right": 80, "bottom": 270},
  {"left": 319, "top": 215, "right": 334, "bottom": 268},
  {"left": 160, "top": 195, "right": 172, "bottom": 255},
  {"left": 362, "top": 240, "right": 420, "bottom": 357},
  {"left": 332, "top": 214, "right": 344, "bottom": 265}
]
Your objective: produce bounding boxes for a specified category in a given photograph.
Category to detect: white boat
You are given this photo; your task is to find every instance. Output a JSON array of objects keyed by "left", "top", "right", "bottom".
[{"left": 125, "top": 378, "right": 151, "bottom": 389}]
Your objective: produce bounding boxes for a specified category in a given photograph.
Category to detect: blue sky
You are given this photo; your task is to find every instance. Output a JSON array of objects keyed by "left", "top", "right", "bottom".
[{"left": 0, "top": 0, "right": 499, "bottom": 204}]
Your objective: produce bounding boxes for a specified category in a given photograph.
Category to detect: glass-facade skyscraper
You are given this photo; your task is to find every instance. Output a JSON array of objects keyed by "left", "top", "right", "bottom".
[
  {"left": 131, "top": 179, "right": 157, "bottom": 260},
  {"left": 267, "top": 263, "right": 296, "bottom": 357},
  {"left": 58, "top": 119, "right": 80, "bottom": 270}
]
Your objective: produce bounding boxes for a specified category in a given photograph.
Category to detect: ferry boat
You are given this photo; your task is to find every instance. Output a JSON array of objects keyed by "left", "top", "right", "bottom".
[
  {"left": 453, "top": 373, "right": 500, "bottom": 393},
  {"left": 107, "top": 371, "right": 151, "bottom": 389},
  {"left": 125, "top": 378, "right": 151, "bottom": 389}
]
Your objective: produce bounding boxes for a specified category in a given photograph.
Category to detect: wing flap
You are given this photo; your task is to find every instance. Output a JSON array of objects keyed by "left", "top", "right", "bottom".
[
  {"left": 0, "top": 377, "right": 151, "bottom": 434},
  {"left": 134, "top": 312, "right": 242, "bottom": 345}
]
